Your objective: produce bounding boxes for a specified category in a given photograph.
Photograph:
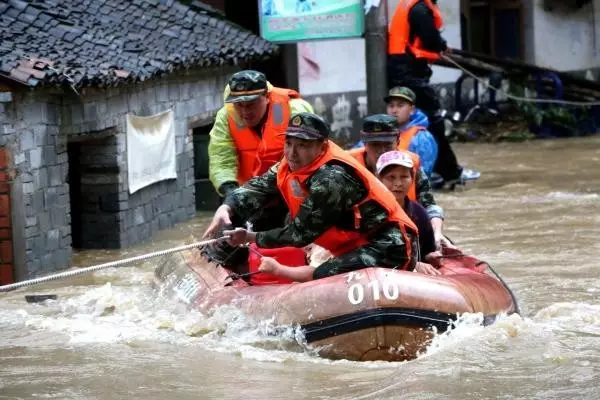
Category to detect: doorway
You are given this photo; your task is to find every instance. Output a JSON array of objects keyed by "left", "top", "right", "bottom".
[{"left": 192, "top": 124, "right": 221, "bottom": 211}]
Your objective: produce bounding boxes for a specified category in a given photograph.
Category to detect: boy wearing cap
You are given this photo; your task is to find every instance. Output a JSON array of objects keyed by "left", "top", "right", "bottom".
[
  {"left": 208, "top": 70, "right": 313, "bottom": 198},
  {"left": 203, "top": 112, "right": 420, "bottom": 281},
  {"left": 384, "top": 86, "right": 438, "bottom": 177},
  {"left": 349, "top": 114, "right": 453, "bottom": 250},
  {"left": 376, "top": 150, "right": 441, "bottom": 276}
]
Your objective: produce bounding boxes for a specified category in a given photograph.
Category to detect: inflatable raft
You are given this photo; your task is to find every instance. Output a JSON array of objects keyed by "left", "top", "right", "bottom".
[{"left": 153, "top": 241, "right": 519, "bottom": 362}]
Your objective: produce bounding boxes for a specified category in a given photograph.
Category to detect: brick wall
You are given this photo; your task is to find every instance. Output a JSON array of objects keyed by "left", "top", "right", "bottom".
[{"left": 0, "top": 147, "right": 13, "bottom": 284}]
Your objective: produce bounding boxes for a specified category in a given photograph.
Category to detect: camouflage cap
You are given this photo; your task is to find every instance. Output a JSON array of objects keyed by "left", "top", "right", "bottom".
[
  {"left": 225, "top": 70, "right": 268, "bottom": 103},
  {"left": 384, "top": 86, "right": 416, "bottom": 104},
  {"left": 360, "top": 114, "right": 399, "bottom": 143},
  {"left": 284, "top": 112, "right": 330, "bottom": 141}
]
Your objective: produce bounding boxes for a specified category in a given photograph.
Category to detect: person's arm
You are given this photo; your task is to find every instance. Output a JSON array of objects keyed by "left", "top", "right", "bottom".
[
  {"left": 414, "top": 167, "right": 445, "bottom": 248},
  {"left": 259, "top": 257, "right": 315, "bottom": 282},
  {"left": 408, "top": 131, "right": 438, "bottom": 177},
  {"left": 255, "top": 164, "right": 366, "bottom": 248},
  {"left": 203, "top": 165, "right": 281, "bottom": 239},
  {"left": 223, "top": 163, "right": 281, "bottom": 222},
  {"left": 208, "top": 107, "right": 239, "bottom": 196},
  {"left": 415, "top": 167, "right": 445, "bottom": 219},
  {"left": 409, "top": 3, "right": 447, "bottom": 52}
]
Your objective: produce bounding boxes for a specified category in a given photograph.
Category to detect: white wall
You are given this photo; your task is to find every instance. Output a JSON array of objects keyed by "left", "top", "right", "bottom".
[
  {"left": 531, "top": 0, "right": 596, "bottom": 71},
  {"left": 298, "top": 0, "right": 462, "bottom": 96},
  {"left": 298, "top": 38, "right": 366, "bottom": 96}
]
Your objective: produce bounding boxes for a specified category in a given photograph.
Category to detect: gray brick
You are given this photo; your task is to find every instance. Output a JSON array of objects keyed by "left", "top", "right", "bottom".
[
  {"left": 38, "top": 212, "right": 51, "bottom": 231},
  {"left": 158, "top": 213, "right": 170, "bottom": 230},
  {"left": 13, "top": 151, "right": 25, "bottom": 165},
  {"left": 151, "top": 219, "right": 159, "bottom": 235},
  {"left": 49, "top": 165, "right": 63, "bottom": 186},
  {"left": 133, "top": 206, "right": 145, "bottom": 225},
  {"left": 21, "top": 172, "right": 33, "bottom": 183},
  {"left": 28, "top": 148, "right": 42, "bottom": 169},
  {"left": 139, "top": 223, "right": 151, "bottom": 242},
  {"left": 50, "top": 206, "right": 67, "bottom": 227},
  {"left": 44, "top": 187, "right": 59, "bottom": 208},
  {"left": 25, "top": 225, "right": 40, "bottom": 238},
  {"left": 54, "top": 248, "right": 71, "bottom": 269},
  {"left": 20, "top": 130, "right": 34, "bottom": 151},
  {"left": 23, "top": 182, "right": 35, "bottom": 194},
  {"left": 157, "top": 85, "right": 169, "bottom": 103},
  {"left": 41, "top": 253, "right": 55, "bottom": 271},
  {"left": 42, "top": 145, "right": 57, "bottom": 165},
  {"left": 33, "top": 167, "right": 48, "bottom": 187},
  {"left": 33, "top": 124, "right": 49, "bottom": 146},
  {"left": 25, "top": 216, "right": 37, "bottom": 227},
  {"left": 176, "top": 136, "right": 184, "bottom": 154},
  {"left": 46, "top": 229, "right": 60, "bottom": 251},
  {"left": 28, "top": 259, "right": 42, "bottom": 277},
  {"left": 144, "top": 203, "right": 153, "bottom": 220},
  {"left": 23, "top": 102, "right": 47, "bottom": 124},
  {"left": 47, "top": 103, "right": 60, "bottom": 125},
  {"left": 168, "top": 83, "right": 180, "bottom": 101},
  {"left": 32, "top": 191, "right": 44, "bottom": 209},
  {"left": 56, "top": 151, "right": 68, "bottom": 164}
]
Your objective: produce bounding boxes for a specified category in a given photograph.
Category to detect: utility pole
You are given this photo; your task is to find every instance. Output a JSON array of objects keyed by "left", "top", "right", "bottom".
[{"left": 365, "top": 0, "right": 389, "bottom": 114}]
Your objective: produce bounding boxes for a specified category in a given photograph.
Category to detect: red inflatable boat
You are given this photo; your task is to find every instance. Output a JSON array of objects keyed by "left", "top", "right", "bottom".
[{"left": 154, "top": 239, "right": 519, "bottom": 362}]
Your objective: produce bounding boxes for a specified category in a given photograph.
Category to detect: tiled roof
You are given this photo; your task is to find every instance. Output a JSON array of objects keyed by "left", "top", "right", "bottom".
[{"left": 0, "top": 0, "right": 278, "bottom": 87}]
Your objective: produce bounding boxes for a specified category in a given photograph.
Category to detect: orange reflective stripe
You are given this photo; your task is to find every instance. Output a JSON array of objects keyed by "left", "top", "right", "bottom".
[
  {"left": 277, "top": 141, "right": 418, "bottom": 269},
  {"left": 228, "top": 87, "right": 300, "bottom": 184}
]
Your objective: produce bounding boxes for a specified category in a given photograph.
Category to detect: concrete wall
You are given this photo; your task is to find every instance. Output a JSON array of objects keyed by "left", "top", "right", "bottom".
[
  {"left": 528, "top": 0, "right": 596, "bottom": 71},
  {"left": 1, "top": 66, "right": 235, "bottom": 278},
  {"left": 295, "top": 0, "right": 463, "bottom": 146}
]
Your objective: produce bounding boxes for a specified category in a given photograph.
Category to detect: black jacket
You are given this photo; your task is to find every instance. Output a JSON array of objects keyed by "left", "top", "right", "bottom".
[{"left": 387, "top": 0, "right": 447, "bottom": 88}]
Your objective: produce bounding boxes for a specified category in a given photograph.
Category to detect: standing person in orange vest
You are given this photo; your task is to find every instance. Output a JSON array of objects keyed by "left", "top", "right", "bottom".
[
  {"left": 203, "top": 112, "right": 419, "bottom": 281},
  {"left": 208, "top": 70, "right": 313, "bottom": 198},
  {"left": 387, "top": 0, "right": 480, "bottom": 187}
]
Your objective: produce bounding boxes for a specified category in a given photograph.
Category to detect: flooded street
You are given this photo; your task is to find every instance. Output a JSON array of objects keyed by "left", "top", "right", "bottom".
[{"left": 1, "top": 137, "right": 600, "bottom": 400}]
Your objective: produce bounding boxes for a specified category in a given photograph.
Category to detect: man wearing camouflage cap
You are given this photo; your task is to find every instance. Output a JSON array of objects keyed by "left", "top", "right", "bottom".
[
  {"left": 349, "top": 114, "right": 452, "bottom": 250},
  {"left": 203, "top": 112, "right": 419, "bottom": 281},
  {"left": 208, "top": 70, "right": 313, "bottom": 198}
]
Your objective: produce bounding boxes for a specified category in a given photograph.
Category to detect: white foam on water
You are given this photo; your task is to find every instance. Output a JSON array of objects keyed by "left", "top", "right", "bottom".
[{"left": 521, "top": 191, "right": 599, "bottom": 204}]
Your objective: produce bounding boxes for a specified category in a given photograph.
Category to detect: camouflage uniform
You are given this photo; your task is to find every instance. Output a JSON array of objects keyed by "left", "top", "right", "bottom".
[{"left": 213, "top": 112, "right": 415, "bottom": 278}]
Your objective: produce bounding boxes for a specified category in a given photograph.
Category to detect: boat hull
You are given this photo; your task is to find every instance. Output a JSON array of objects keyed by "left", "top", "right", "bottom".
[{"left": 154, "top": 243, "right": 517, "bottom": 362}]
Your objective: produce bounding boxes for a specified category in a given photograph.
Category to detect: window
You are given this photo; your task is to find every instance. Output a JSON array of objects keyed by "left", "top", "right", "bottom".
[{"left": 461, "top": 0, "right": 524, "bottom": 60}]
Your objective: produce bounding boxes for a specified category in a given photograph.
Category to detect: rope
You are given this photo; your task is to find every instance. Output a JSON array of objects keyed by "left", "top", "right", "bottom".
[
  {"left": 441, "top": 54, "right": 600, "bottom": 106},
  {"left": 0, "top": 237, "right": 228, "bottom": 293}
]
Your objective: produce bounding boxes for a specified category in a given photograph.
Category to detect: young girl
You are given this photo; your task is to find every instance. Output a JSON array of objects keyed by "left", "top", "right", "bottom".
[{"left": 375, "top": 150, "right": 442, "bottom": 275}]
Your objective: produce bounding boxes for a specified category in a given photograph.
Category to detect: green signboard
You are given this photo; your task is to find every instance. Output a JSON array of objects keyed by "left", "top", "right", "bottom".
[{"left": 259, "top": 0, "right": 365, "bottom": 43}]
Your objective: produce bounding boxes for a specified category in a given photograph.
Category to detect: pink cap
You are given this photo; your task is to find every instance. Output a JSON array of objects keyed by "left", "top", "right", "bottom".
[{"left": 376, "top": 151, "right": 414, "bottom": 175}]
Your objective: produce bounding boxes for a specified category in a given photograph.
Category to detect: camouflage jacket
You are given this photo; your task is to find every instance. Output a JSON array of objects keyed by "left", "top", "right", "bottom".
[
  {"left": 415, "top": 167, "right": 444, "bottom": 220},
  {"left": 224, "top": 162, "right": 394, "bottom": 249}
]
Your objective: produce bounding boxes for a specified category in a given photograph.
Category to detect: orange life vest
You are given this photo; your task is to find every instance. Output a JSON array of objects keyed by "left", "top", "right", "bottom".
[
  {"left": 277, "top": 141, "right": 418, "bottom": 269},
  {"left": 397, "top": 125, "right": 425, "bottom": 152},
  {"left": 348, "top": 147, "right": 421, "bottom": 201},
  {"left": 388, "top": 0, "right": 444, "bottom": 61},
  {"left": 228, "top": 87, "right": 300, "bottom": 185}
]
